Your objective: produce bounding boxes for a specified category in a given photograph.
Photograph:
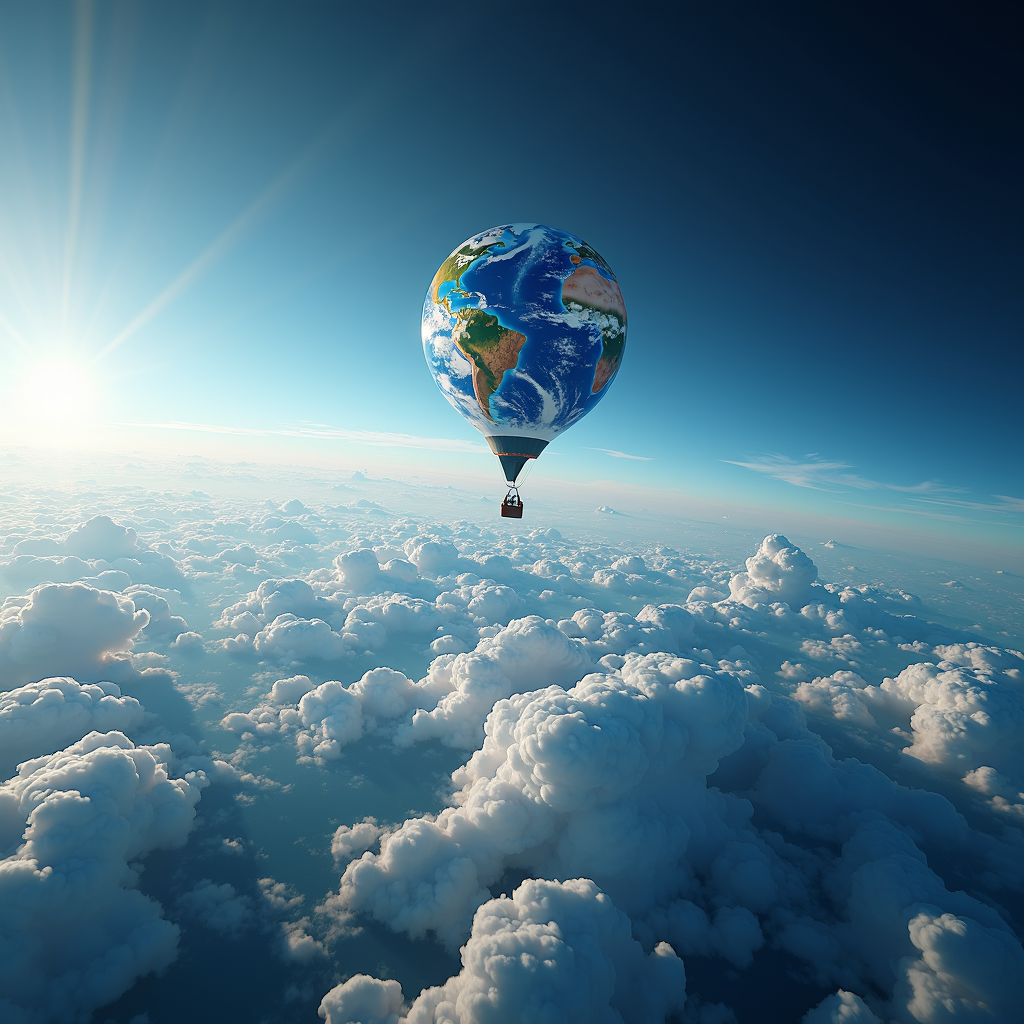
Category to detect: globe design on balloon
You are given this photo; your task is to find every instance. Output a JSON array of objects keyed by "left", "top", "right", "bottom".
[{"left": 422, "top": 223, "right": 627, "bottom": 486}]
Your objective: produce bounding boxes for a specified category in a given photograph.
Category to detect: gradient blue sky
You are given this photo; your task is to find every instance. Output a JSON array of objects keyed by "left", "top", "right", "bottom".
[{"left": 0, "top": 1, "right": 1021, "bottom": 561}]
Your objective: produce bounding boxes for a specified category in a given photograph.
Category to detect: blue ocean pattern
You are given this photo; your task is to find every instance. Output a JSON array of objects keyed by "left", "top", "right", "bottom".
[{"left": 422, "top": 223, "right": 627, "bottom": 442}]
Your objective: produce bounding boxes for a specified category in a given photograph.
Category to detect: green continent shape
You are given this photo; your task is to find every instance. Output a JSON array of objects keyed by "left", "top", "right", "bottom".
[
  {"left": 452, "top": 308, "right": 527, "bottom": 420},
  {"left": 431, "top": 240, "right": 505, "bottom": 309}
]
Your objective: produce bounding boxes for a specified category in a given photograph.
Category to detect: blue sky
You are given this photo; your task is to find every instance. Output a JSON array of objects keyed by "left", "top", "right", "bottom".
[
  {"left": 0, "top": 1, "right": 1020, "bottom": 562},
  {"left": 2, "top": 10, "right": 1024, "bottom": 1023}
]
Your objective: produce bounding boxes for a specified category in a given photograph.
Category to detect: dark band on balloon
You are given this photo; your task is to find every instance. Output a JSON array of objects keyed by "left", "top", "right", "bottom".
[{"left": 485, "top": 435, "right": 549, "bottom": 459}]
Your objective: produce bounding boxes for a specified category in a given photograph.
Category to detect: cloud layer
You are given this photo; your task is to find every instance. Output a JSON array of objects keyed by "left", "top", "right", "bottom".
[{"left": 1, "top": 486, "right": 1020, "bottom": 1024}]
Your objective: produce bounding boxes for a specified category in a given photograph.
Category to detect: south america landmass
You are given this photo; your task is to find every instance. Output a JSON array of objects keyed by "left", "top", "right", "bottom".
[{"left": 451, "top": 308, "right": 527, "bottom": 421}]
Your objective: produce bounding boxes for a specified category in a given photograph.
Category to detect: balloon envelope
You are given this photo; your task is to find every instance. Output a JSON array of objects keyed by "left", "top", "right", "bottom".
[{"left": 422, "top": 223, "right": 627, "bottom": 483}]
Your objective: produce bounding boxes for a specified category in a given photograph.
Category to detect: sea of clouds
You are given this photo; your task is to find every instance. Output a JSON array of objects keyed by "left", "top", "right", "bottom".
[{"left": 0, "top": 466, "right": 1021, "bottom": 1024}]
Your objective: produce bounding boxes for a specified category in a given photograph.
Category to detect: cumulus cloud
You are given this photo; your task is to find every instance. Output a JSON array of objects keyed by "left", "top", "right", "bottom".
[
  {"left": 320, "top": 975, "right": 404, "bottom": 1024},
  {"left": 401, "top": 616, "right": 590, "bottom": 748},
  {"left": 176, "top": 879, "right": 254, "bottom": 937},
  {"left": 963, "top": 765, "right": 1024, "bottom": 819},
  {"left": 898, "top": 909, "right": 1023, "bottom": 1022},
  {"left": 270, "top": 673, "right": 317, "bottom": 704},
  {"left": 0, "top": 677, "right": 144, "bottom": 777},
  {"left": 792, "top": 641, "right": 1024, "bottom": 807},
  {"left": 254, "top": 614, "right": 353, "bottom": 663},
  {"left": 223, "top": 602, "right": 705, "bottom": 764},
  {"left": 2, "top": 515, "right": 183, "bottom": 592},
  {"left": 311, "top": 533, "right": 1024, "bottom": 1023},
  {"left": 0, "top": 731, "right": 207, "bottom": 1024},
  {"left": 335, "top": 548, "right": 383, "bottom": 591},
  {"left": 222, "top": 668, "right": 412, "bottom": 760},
  {"left": 63, "top": 515, "right": 140, "bottom": 561},
  {"left": 280, "top": 917, "right": 326, "bottom": 961},
  {"left": 728, "top": 534, "right": 818, "bottom": 608},
  {"left": 320, "top": 878, "right": 686, "bottom": 1024},
  {"left": 803, "top": 990, "right": 880, "bottom": 1023},
  {"left": 7, "top": 480, "right": 1022, "bottom": 1024},
  {"left": 332, "top": 652, "right": 753, "bottom": 949},
  {"left": 0, "top": 583, "right": 150, "bottom": 687},
  {"left": 218, "top": 578, "right": 329, "bottom": 628},
  {"left": 125, "top": 586, "right": 189, "bottom": 640},
  {"left": 331, "top": 818, "right": 384, "bottom": 865},
  {"left": 0, "top": 555, "right": 95, "bottom": 590}
]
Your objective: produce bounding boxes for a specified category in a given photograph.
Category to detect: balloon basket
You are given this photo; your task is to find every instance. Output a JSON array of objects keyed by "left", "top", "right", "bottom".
[{"left": 500, "top": 488, "right": 524, "bottom": 518}]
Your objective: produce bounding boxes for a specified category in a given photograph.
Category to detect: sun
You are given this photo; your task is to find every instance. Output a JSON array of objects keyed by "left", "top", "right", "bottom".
[{"left": 23, "top": 359, "right": 96, "bottom": 424}]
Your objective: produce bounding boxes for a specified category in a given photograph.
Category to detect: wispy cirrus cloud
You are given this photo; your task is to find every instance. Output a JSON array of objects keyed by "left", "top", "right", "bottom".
[
  {"left": 122, "top": 420, "right": 486, "bottom": 454},
  {"left": 586, "top": 447, "right": 653, "bottom": 461},
  {"left": 726, "top": 453, "right": 1023, "bottom": 528},
  {"left": 835, "top": 497, "right": 1024, "bottom": 528},
  {"left": 723, "top": 453, "right": 946, "bottom": 494}
]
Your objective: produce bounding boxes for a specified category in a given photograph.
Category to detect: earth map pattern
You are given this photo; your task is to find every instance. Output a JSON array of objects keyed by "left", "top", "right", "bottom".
[{"left": 422, "top": 223, "right": 627, "bottom": 441}]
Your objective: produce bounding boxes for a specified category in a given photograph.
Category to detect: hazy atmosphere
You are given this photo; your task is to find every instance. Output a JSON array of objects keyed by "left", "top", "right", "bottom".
[{"left": 0, "top": 3, "right": 1021, "bottom": 1024}]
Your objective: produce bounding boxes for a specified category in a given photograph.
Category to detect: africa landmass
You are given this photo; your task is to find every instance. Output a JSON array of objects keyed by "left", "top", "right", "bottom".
[
  {"left": 562, "top": 264, "right": 627, "bottom": 392},
  {"left": 451, "top": 308, "right": 527, "bottom": 420}
]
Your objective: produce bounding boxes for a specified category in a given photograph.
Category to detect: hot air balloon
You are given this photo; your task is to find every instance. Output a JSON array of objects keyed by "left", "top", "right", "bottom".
[{"left": 422, "top": 223, "right": 627, "bottom": 517}]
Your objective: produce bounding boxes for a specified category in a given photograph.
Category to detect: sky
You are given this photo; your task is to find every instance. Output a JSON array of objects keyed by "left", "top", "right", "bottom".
[
  {"left": 0, "top": 0, "right": 1020, "bottom": 568},
  {"left": 1, "top": 7, "right": 1023, "bottom": 1024}
]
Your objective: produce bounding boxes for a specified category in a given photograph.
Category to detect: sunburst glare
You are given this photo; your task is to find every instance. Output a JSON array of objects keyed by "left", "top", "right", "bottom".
[{"left": 19, "top": 359, "right": 97, "bottom": 430}]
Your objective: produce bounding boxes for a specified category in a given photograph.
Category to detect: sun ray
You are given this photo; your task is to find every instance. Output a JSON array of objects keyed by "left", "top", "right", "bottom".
[
  {"left": 93, "top": 124, "right": 337, "bottom": 364},
  {"left": 62, "top": 0, "right": 95, "bottom": 332}
]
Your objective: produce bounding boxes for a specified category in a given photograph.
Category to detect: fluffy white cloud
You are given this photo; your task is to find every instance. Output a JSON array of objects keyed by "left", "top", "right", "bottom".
[
  {"left": 803, "top": 990, "right": 880, "bottom": 1023},
  {"left": 887, "top": 645, "right": 1023, "bottom": 777},
  {"left": 225, "top": 605, "right": 683, "bottom": 761},
  {"left": 793, "top": 641, "right": 1024, "bottom": 795},
  {"left": 63, "top": 515, "right": 140, "bottom": 561},
  {"left": 0, "top": 583, "right": 150, "bottom": 687},
  {"left": 221, "top": 667, "right": 425, "bottom": 760},
  {"left": 350, "top": 667, "right": 421, "bottom": 723},
  {"left": 295, "top": 681, "right": 364, "bottom": 759},
  {"left": 219, "top": 577, "right": 328, "bottom": 626},
  {"left": 270, "top": 673, "right": 316, "bottom": 703},
  {"left": 6, "top": 480, "right": 1022, "bottom": 1024},
  {"left": 0, "top": 731, "right": 207, "bottom": 1024},
  {"left": 334, "top": 653, "right": 753, "bottom": 949},
  {"left": 254, "top": 615, "right": 352, "bottom": 663},
  {"left": 962, "top": 765, "right": 1024, "bottom": 819},
  {"left": 2, "top": 517, "right": 183, "bottom": 592},
  {"left": 436, "top": 580, "right": 523, "bottom": 626},
  {"left": 0, "top": 677, "right": 144, "bottom": 777},
  {"left": 324, "top": 535, "right": 1024, "bottom": 1021},
  {"left": 406, "top": 538, "right": 460, "bottom": 576},
  {"left": 898, "top": 909, "right": 1023, "bottom": 1023},
  {"left": 280, "top": 917, "right": 325, "bottom": 961},
  {"left": 321, "top": 975, "right": 404, "bottom": 1024},
  {"left": 320, "top": 878, "right": 686, "bottom": 1024},
  {"left": 332, "top": 818, "right": 384, "bottom": 865},
  {"left": 336, "top": 548, "right": 384, "bottom": 591},
  {"left": 729, "top": 534, "right": 819, "bottom": 608},
  {"left": 124, "top": 586, "right": 189, "bottom": 640},
  {"left": 402, "top": 616, "right": 592, "bottom": 749}
]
